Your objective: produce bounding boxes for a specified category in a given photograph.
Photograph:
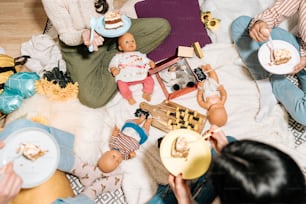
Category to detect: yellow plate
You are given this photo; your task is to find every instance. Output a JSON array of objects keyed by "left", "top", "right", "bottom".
[{"left": 160, "top": 129, "right": 212, "bottom": 179}]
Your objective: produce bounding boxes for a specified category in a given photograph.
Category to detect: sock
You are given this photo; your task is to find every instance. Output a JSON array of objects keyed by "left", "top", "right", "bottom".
[
  {"left": 255, "top": 78, "right": 277, "bottom": 122},
  {"left": 70, "top": 156, "right": 103, "bottom": 187},
  {"left": 82, "top": 173, "right": 123, "bottom": 200}
]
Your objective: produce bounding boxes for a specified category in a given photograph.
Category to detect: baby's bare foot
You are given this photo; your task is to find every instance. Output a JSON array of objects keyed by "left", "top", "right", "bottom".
[
  {"left": 128, "top": 98, "right": 136, "bottom": 105},
  {"left": 142, "top": 92, "right": 151, "bottom": 101}
]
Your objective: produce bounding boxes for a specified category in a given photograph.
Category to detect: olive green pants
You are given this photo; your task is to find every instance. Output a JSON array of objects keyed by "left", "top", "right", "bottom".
[{"left": 60, "top": 18, "right": 171, "bottom": 108}]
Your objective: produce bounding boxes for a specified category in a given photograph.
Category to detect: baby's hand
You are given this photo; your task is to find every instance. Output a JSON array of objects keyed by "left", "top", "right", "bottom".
[
  {"left": 149, "top": 61, "right": 155, "bottom": 69},
  {"left": 129, "top": 152, "right": 136, "bottom": 159},
  {"left": 110, "top": 67, "right": 120, "bottom": 76},
  {"left": 198, "top": 81, "right": 204, "bottom": 87},
  {"left": 201, "top": 64, "right": 213, "bottom": 71}
]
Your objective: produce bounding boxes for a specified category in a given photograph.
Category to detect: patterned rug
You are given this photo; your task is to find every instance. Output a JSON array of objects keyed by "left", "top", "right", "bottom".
[{"left": 67, "top": 174, "right": 127, "bottom": 204}]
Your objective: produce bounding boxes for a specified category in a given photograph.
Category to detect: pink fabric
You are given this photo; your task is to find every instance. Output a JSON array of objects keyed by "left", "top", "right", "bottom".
[
  {"left": 117, "top": 76, "right": 154, "bottom": 99},
  {"left": 135, "top": 0, "right": 211, "bottom": 62}
]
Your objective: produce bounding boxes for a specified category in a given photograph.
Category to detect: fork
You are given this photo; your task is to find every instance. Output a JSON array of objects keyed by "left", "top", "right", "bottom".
[
  {"left": 1, "top": 145, "right": 24, "bottom": 167},
  {"left": 264, "top": 29, "right": 275, "bottom": 63},
  {"left": 88, "top": 17, "right": 96, "bottom": 52}
]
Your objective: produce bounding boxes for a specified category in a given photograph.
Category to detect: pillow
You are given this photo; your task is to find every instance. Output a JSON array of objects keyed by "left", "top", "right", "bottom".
[{"left": 135, "top": 0, "right": 211, "bottom": 62}]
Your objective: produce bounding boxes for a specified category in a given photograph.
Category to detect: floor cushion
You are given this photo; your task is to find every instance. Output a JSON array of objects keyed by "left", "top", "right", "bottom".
[{"left": 135, "top": 0, "right": 211, "bottom": 62}]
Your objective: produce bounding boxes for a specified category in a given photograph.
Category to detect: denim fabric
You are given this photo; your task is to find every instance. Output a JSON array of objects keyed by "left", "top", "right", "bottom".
[
  {"left": 148, "top": 136, "right": 236, "bottom": 204},
  {"left": 52, "top": 194, "right": 95, "bottom": 204},
  {"left": 230, "top": 16, "right": 299, "bottom": 80},
  {"left": 231, "top": 16, "right": 306, "bottom": 125},
  {"left": 271, "top": 73, "right": 306, "bottom": 125}
]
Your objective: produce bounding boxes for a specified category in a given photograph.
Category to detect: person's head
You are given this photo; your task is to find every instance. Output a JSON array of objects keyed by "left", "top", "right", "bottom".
[
  {"left": 118, "top": 32, "right": 136, "bottom": 52},
  {"left": 208, "top": 140, "right": 306, "bottom": 204},
  {"left": 94, "top": 0, "right": 109, "bottom": 14},
  {"left": 98, "top": 149, "right": 123, "bottom": 173},
  {"left": 207, "top": 103, "right": 227, "bottom": 127}
]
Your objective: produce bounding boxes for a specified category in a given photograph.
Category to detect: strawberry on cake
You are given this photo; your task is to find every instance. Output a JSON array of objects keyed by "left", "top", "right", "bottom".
[{"left": 104, "top": 11, "right": 124, "bottom": 30}]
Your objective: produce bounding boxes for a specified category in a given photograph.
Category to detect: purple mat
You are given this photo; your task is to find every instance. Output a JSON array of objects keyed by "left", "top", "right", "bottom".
[{"left": 135, "top": 0, "right": 211, "bottom": 62}]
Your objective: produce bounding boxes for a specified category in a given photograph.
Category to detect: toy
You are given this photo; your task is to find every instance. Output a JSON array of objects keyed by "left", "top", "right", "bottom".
[
  {"left": 139, "top": 100, "right": 207, "bottom": 133},
  {"left": 150, "top": 57, "right": 197, "bottom": 99},
  {"left": 35, "top": 67, "right": 79, "bottom": 101},
  {"left": 98, "top": 114, "right": 152, "bottom": 173},
  {"left": 108, "top": 32, "right": 155, "bottom": 105},
  {"left": 200, "top": 11, "right": 221, "bottom": 31},
  {"left": 196, "top": 64, "right": 227, "bottom": 126}
]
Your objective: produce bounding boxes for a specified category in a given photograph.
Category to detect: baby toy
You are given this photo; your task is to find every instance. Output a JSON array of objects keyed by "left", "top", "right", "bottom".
[
  {"left": 109, "top": 32, "right": 155, "bottom": 105},
  {"left": 200, "top": 11, "right": 221, "bottom": 31},
  {"left": 98, "top": 114, "right": 152, "bottom": 173},
  {"left": 196, "top": 64, "right": 228, "bottom": 126},
  {"left": 139, "top": 100, "right": 207, "bottom": 134}
]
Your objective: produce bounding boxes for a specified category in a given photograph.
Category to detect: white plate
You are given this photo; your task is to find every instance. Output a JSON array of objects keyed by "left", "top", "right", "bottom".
[
  {"left": 160, "top": 129, "right": 211, "bottom": 179},
  {"left": 94, "top": 15, "right": 131, "bottom": 38},
  {"left": 0, "top": 128, "right": 59, "bottom": 188},
  {"left": 258, "top": 40, "right": 299, "bottom": 75}
]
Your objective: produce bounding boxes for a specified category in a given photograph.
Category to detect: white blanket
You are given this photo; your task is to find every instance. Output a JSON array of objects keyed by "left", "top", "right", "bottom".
[{"left": 5, "top": 43, "right": 306, "bottom": 204}]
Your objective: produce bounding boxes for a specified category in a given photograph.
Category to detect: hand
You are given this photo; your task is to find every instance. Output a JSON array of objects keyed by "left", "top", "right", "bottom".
[
  {"left": 129, "top": 152, "right": 136, "bottom": 159},
  {"left": 112, "top": 125, "right": 120, "bottom": 136},
  {"left": 205, "top": 125, "right": 228, "bottom": 153},
  {"left": 149, "top": 61, "right": 155, "bottom": 69},
  {"left": 291, "top": 56, "right": 306, "bottom": 74},
  {"left": 110, "top": 67, "right": 120, "bottom": 76},
  {"left": 198, "top": 81, "right": 204, "bottom": 87},
  {"left": 249, "top": 20, "right": 270, "bottom": 42},
  {"left": 201, "top": 64, "right": 213, "bottom": 71},
  {"left": 168, "top": 174, "right": 193, "bottom": 204},
  {"left": 82, "top": 29, "right": 104, "bottom": 51},
  {"left": 0, "top": 163, "right": 23, "bottom": 204}
]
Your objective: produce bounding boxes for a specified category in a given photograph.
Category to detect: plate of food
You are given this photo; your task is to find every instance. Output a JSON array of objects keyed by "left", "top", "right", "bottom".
[
  {"left": 159, "top": 129, "right": 212, "bottom": 179},
  {"left": 258, "top": 40, "right": 299, "bottom": 75},
  {"left": 94, "top": 12, "right": 131, "bottom": 38},
  {"left": 0, "top": 128, "right": 59, "bottom": 188}
]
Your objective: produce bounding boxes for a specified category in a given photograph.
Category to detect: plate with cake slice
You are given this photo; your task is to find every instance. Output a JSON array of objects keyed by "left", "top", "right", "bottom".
[
  {"left": 159, "top": 129, "right": 212, "bottom": 179},
  {"left": 95, "top": 12, "right": 131, "bottom": 38},
  {"left": 0, "top": 128, "right": 59, "bottom": 188},
  {"left": 258, "top": 40, "right": 299, "bottom": 75}
]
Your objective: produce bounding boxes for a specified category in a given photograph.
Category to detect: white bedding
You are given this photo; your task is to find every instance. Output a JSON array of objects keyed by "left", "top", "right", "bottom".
[{"left": 5, "top": 0, "right": 306, "bottom": 203}]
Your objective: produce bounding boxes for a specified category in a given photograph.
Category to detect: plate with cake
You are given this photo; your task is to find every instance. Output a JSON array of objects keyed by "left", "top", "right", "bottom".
[
  {"left": 95, "top": 12, "right": 131, "bottom": 38},
  {"left": 258, "top": 40, "right": 299, "bottom": 75},
  {"left": 0, "top": 128, "right": 59, "bottom": 188},
  {"left": 159, "top": 129, "right": 212, "bottom": 179}
]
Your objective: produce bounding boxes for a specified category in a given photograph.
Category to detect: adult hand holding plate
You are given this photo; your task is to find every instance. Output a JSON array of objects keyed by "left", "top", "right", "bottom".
[
  {"left": 0, "top": 128, "right": 59, "bottom": 188},
  {"left": 159, "top": 129, "right": 212, "bottom": 179},
  {"left": 258, "top": 40, "right": 299, "bottom": 75}
]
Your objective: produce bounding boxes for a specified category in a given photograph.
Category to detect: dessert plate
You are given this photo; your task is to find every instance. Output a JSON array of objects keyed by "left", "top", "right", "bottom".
[
  {"left": 0, "top": 128, "right": 59, "bottom": 188},
  {"left": 159, "top": 129, "right": 212, "bottom": 179},
  {"left": 258, "top": 40, "right": 299, "bottom": 75},
  {"left": 95, "top": 15, "right": 131, "bottom": 38}
]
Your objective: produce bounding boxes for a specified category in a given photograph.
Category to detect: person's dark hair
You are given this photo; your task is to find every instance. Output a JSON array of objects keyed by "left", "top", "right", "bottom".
[
  {"left": 95, "top": 0, "right": 109, "bottom": 14},
  {"left": 208, "top": 140, "right": 306, "bottom": 204}
]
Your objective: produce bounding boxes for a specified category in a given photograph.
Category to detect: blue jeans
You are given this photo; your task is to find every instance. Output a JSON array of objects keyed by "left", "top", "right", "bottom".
[
  {"left": 148, "top": 136, "right": 236, "bottom": 204},
  {"left": 231, "top": 16, "right": 306, "bottom": 125}
]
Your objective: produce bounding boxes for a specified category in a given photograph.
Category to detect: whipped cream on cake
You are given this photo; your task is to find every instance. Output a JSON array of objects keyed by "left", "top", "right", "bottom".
[
  {"left": 17, "top": 143, "right": 48, "bottom": 161},
  {"left": 272, "top": 48, "right": 291, "bottom": 65},
  {"left": 104, "top": 11, "right": 123, "bottom": 30},
  {"left": 171, "top": 136, "right": 190, "bottom": 159}
]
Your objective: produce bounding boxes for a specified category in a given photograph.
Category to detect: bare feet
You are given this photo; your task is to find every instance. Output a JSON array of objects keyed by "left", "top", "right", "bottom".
[
  {"left": 128, "top": 98, "right": 136, "bottom": 105},
  {"left": 142, "top": 92, "right": 152, "bottom": 101}
]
